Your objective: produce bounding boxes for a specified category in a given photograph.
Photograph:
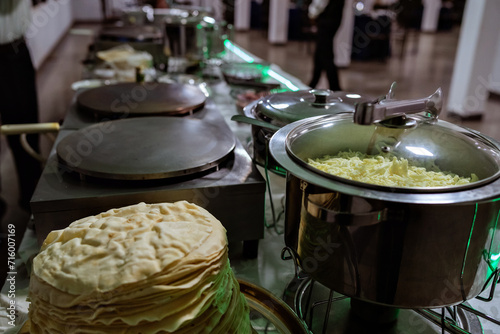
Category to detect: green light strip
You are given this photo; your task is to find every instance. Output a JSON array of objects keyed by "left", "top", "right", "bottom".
[
  {"left": 267, "top": 69, "right": 300, "bottom": 91},
  {"left": 224, "top": 40, "right": 301, "bottom": 91},
  {"left": 224, "top": 40, "right": 255, "bottom": 63},
  {"left": 489, "top": 210, "right": 500, "bottom": 262},
  {"left": 461, "top": 203, "right": 479, "bottom": 299}
]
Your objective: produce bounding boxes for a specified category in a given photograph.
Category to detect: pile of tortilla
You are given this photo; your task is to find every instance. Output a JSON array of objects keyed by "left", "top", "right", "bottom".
[{"left": 28, "top": 201, "right": 251, "bottom": 333}]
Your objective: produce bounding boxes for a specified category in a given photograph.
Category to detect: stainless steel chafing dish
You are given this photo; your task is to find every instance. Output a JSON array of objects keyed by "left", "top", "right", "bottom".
[{"left": 270, "top": 87, "right": 500, "bottom": 308}]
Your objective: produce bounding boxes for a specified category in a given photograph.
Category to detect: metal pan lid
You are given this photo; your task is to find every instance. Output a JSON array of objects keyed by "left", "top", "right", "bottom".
[
  {"left": 56, "top": 117, "right": 235, "bottom": 180},
  {"left": 252, "top": 89, "right": 371, "bottom": 127},
  {"left": 76, "top": 82, "right": 207, "bottom": 118}
]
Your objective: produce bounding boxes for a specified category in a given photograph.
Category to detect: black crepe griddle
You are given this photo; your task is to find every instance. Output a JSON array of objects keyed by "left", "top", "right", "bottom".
[
  {"left": 98, "top": 25, "right": 164, "bottom": 42},
  {"left": 76, "top": 82, "right": 207, "bottom": 118},
  {"left": 56, "top": 117, "right": 235, "bottom": 180}
]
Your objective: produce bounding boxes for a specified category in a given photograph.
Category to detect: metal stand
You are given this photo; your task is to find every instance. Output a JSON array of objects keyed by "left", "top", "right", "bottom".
[{"left": 280, "top": 246, "right": 500, "bottom": 334}]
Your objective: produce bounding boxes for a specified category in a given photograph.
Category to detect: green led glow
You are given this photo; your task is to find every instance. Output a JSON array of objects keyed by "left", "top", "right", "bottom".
[
  {"left": 489, "top": 210, "right": 500, "bottom": 268},
  {"left": 461, "top": 203, "right": 479, "bottom": 296},
  {"left": 224, "top": 40, "right": 300, "bottom": 92},
  {"left": 267, "top": 69, "right": 300, "bottom": 91},
  {"left": 223, "top": 40, "right": 255, "bottom": 63}
]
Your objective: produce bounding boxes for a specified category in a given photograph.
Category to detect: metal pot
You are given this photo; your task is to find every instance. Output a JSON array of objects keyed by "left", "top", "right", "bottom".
[
  {"left": 120, "top": 5, "right": 155, "bottom": 25},
  {"left": 234, "top": 89, "right": 372, "bottom": 175},
  {"left": 269, "top": 97, "right": 500, "bottom": 308},
  {"left": 152, "top": 8, "right": 225, "bottom": 62}
]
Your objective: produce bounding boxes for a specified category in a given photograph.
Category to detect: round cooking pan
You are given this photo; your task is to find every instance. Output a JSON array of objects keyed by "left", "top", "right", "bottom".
[
  {"left": 76, "top": 82, "right": 207, "bottom": 118},
  {"left": 56, "top": 117, "right": 235, "bottom": 181},
  {"left": 270, "top": 113, "right": 500, "bottom": 308}
]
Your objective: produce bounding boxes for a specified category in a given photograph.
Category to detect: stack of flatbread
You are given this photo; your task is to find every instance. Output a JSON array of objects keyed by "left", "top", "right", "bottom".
[{"left": 28, "top": 201, "right": 251, "bottom": 333}]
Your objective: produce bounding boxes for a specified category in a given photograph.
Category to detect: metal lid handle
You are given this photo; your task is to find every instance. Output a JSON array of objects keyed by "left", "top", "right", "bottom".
[{"left": 354, "top": 86, "right": 443, "bottom": 126}]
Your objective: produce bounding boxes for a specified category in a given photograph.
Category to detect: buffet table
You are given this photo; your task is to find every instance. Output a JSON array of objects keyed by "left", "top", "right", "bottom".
[{"left": 3, "top": 40, "right": 500, "bottom": 334}]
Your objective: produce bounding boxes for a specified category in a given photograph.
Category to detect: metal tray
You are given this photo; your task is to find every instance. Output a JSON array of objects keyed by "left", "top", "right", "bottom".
[{"left": 239, "top": 279, "right": 311, "bottom": 334}]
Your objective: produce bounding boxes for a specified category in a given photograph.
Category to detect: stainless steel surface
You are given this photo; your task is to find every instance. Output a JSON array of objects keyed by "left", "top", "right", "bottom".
[
  {"left": 76, "top": 82, "right": 207, "bottom": 118},
  {"left": 354, "top": 87, "right": 443, "bottom": 126},
  {"left": 269, "top": 114, "right": 500, "bottom": 308},
  {"left": 56, "top": 117, "right": 235, "bottom": 180}
]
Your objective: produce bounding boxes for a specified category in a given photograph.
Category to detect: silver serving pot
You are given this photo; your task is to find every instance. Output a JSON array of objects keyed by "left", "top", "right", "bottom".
[
  {"left": 269, "top": 106, "right": 500, "bottom": 308},
  {"left": 233, "top": 89, "right": 372, "bottom": 174},
  {"left": 154, "top": 8, "right": 228, "bottom": 61}
]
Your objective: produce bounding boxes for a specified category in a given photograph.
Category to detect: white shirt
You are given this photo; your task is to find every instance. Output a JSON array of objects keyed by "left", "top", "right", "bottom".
[
  {"left": 308, "top": 0, "right": 329, "bottom": 20},
  {"left": 0, "top": 0, "right": 32, "bottom": 44}
]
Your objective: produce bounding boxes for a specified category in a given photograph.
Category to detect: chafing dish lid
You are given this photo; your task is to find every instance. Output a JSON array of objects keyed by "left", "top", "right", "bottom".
[
  {"left": 278, "top": 113, "right": 500, "bottom": 193},
  {"left": 252, "top": 90, "right": 371, "bottom": 127}
]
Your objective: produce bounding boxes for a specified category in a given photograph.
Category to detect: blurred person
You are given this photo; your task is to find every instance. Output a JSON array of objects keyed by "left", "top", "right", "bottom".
[
  {"left": 308, "top": 0, "right": 345, "bottom": 91},
  {"left": 0, "top": 0, "right": 42, "bottom": 215}
]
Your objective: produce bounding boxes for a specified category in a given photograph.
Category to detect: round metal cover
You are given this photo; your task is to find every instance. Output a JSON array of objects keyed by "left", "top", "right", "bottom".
[
  {"left": 253, "top": 89, "right": 371, "bottom": 127},
  {"left": 76, "top": 82, "right": 207, "bottom": 117},
  {"left": 56, "top": 117, "right": 235, "bottom": 180}
]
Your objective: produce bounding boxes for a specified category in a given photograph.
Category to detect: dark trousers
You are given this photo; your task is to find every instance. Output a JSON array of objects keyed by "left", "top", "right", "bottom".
[
  {"left": 309, "top": 21, "right": 342, "bottom": 91},
  {"left": 0, "top": 38, "right": 41, "bottom": 210}
]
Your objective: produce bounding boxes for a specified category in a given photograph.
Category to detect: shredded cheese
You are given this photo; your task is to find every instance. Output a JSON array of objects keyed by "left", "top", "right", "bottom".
[{"left": 308, "top": 150, "right": 478, "bottom": 188}]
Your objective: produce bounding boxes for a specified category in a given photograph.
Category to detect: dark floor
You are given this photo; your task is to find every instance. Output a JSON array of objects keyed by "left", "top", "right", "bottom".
[{"left": 1, "top": 22, "right": 500, "bottom": 283}]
